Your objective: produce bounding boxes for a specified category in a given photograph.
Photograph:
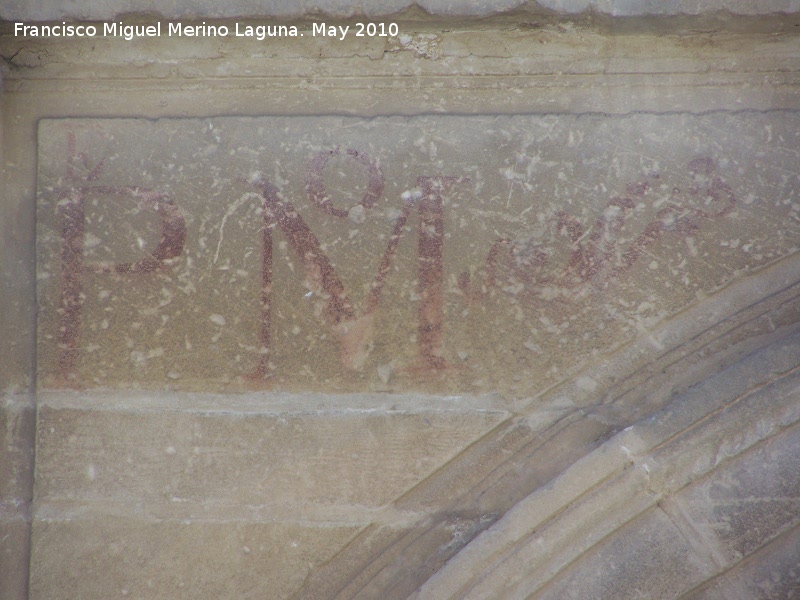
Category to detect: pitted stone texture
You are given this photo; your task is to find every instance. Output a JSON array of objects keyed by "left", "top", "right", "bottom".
[
  {"left": 592, "top": 0, "right": 800, "bottom": 15},
  {"left": 36, "top": 113, "right": 800, "bottom": 394},
  {"left": 29, "top": 392, "right": 506, "bottom": 598},
  {"left": 534, "top": 507, "right": 711, "bottom": 600},
  {"left": 34, "top": 393, "right": 506, "bottom": 511},
  {"left": 0, "top": 396, "right": 35, "bottom": 501},
  {"left": 0, "top": 518, "right": 31, "bottom": 600},
  {"left": 29, "top": 516, "right": 361, "bottom": 600},
  {"left": 0, "top": 396, "right": 34, "bottom": 600},
  {"left": 684, "top": 523, "right": 800, "bottom": 599},
  {"left": 2, "top": 0, "right": 799, "bottom": 20},
  {"left": 672, "top": 418, "right": 800, "bottom": 564},
  {"left": 411, "top": 330, "right": 800, "bottom": 600}
]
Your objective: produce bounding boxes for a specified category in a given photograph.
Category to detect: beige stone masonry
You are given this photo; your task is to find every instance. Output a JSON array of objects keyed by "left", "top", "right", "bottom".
[
  {"left": 3, "top": 0, "right": 800, "bottom": 20},
  {"left": 2, "top": 9, "right": 800, "bottom": 600},
  {"left": 33, "top": 113, "right": 799, "bottom": 395},
  {"left": 416, "top": 330, "right": 800, "bottom": 599}
]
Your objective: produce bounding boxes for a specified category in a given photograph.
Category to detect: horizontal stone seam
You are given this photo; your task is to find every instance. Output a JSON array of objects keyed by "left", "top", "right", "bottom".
[
  {"left": 12, "top": 97, "right": 800, "bottom": 118},
  {"left": 32, "top": 498, "right": 416, "bottom": 526},
  {"left": 36, "top": 389, "right": 500, "bottom": 401},
  {"left": 3, "top": 7, "right": 800, "bottom": 20},
  {"left": 5, "top": 71, "right": 800, "bottom": 85},
  {"left": 36, "top": 390, "right": 509, "bottom": 413},
  {"left": 33, "top": 405, "right": 508, "bottom": 416},
  {"left": 0, "top": 393, "right": 36, "bottom": 409},
  {"left": 3, "top": 51, "right": 798, "bottom": 69},
  {"left": 5, "top": 57, "right": 799, "bottom": 73},
  {"left": 19, "top": 107, "right": 800, "bottom": 119},
  {"left": 29, "top": 513, "right": 376, "bottom": 527}
]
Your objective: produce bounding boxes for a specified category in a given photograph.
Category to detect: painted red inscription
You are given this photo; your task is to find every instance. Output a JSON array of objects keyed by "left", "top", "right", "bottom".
[
  {"left": 460, "top": 159, "right": 736, "bottom": 304},
  {"left": 56, "top": 131, "right": 186, "bottom": 384},
  {"left": 253, "top": 149, "right": 459, "bottom": 375},
  {"left": 52, "top": 126, "right": 737, "bottom": 387}
]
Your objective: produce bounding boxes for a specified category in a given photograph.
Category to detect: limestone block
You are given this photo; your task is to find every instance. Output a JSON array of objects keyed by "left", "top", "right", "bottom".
[
  {"left": 684, "top": 523, "right": 800, "bottom": 599},
  {"left": 534, "top": 507, "right": 711, "bottom": 600},
  {"left": 410, "top": 329, "right": 800, "bottom": 600},
  {"left": 673, "top": 418, "right": 800, "bottom": 564},
  {"left": 2, "top": 0, "right": 798, "bottom": 20},
  {"left": 0, "top": 394, "right": 34, "bottom": 501},
  {"left": 0, "top": 517, "right": 31, "bottom": 600},
  {"left": 0, "top": 395, "right": 34, "bottom": 600},
  {"left": 29, "top": 516, "right": 361, "bottom": 600},
  {"left": 35, "top": 113, "right": 800, "bottom": 396},
  {"left": 3, "top": 9, "right": 800, "bottom": 600},
  {"left": 545, "top": 0, "right": 800, "bottom": 14},
  {"left": 34, "top": 392, "right": 506, "bottom": 510}
]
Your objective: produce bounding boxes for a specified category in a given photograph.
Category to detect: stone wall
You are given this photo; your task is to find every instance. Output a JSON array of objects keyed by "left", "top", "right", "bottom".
[{"left": 2, "top": 2, "right": 799, "bottom": 598}]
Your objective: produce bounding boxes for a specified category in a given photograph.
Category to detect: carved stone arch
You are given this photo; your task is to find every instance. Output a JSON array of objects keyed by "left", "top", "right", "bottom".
[{"left": 293, "top": 253, "right": 800, "bottom": 599}]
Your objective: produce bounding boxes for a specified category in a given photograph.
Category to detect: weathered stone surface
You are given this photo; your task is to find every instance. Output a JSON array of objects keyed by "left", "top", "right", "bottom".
[
  {"left": 535, "top": 507, "right": 711, "bottom": 600},
  {"left": 0, "top": 517, "right": 30, "bottom": 600},
  {"left": 684, "top": 523, "right": 800, "bottom": 599},
  {"left": 541, "top": 0, "right": 800, "bottom": 15},
  {"left": 4, "top": 26, "right": 799, "bottom": 118},
  {"left": 36, "top": 113, "right": 800, "bottom": 395},
  {"left": 34, "top": 392, "right": 506, "bottom": 510},
  {"left": 412, "top": 330, "right": 800, "bottom": 599},
  {"left": 2, "top": 0, "right": 798, "bottom": 20},
  {"left": 616, "top": 324, "right": 800, "bottom": 457},
  {"left": 645, "top": 359, "right": 800, "bottom": 500},
  {"left": 672, "top": 418, "right": 800, "bottom": 564},
  {"left": 0, "top": 395, "right": 34, "bottom": 600},
  {"left": 29, "top": 516, "right": 361, "bottom": 599},
  {"left": 3, "top": 8, "right": 800, "bottom": 600},
  {"left": 0, "top": 394, "right": 35, "bottom": 501}
]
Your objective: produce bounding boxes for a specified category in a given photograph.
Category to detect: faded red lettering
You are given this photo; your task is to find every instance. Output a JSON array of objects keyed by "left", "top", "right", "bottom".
[
  {"left": 416, "top": 176, "right": 457, "bottom": 370},
  {"left": 252, "top": 210, "right": 274, "bottom": 380},
  {"left": 255, "top": 149, "right": 466, "bottom": 372},
  {"left": 56, "top": 132, "right": 186, "bottom": 384},
  {"left": 255, "top": 148, "right": 390, "bottom": 371},
  {"left": 56, "top": 189, "right": 85, "bottom": 382},
  {"left": 306, "top": 147, "right": 385, "bottom": 218},
  {"left": 258, "top": 179, "right": 355, "bottom": 325},
  {"left": 466, "top": 158, "right": 735, "bottom": 303}
]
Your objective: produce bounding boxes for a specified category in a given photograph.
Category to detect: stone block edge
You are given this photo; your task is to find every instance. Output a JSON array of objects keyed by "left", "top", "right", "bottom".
[{"left": 2, "top": 1, "right": 800, "bottom": 24}]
